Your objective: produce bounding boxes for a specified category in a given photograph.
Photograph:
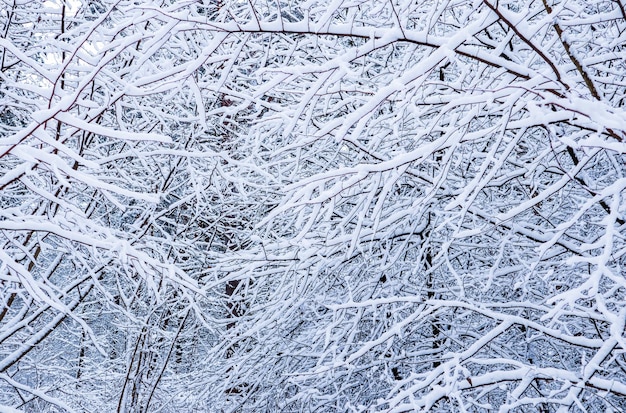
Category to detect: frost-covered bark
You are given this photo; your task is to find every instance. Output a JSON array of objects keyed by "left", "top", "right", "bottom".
[
  {"left": 1, "top": 0, "right": 625, "bottom": 411},
  {"left": 0, "top": 1, "right": 245, "bottom": 411},
  {"left": 206, "top": 0, "right": 626, "bottom": 411}
]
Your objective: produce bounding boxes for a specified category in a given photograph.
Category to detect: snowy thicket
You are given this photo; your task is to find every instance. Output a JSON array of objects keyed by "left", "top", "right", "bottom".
[{"left": 1, "top": 0, "right": 625, "bottom": 411}]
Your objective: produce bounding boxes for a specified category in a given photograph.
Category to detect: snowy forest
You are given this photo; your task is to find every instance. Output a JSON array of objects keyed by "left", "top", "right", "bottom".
[{"left": 1, "top": 0, "right": 625, "bottom": 411}]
